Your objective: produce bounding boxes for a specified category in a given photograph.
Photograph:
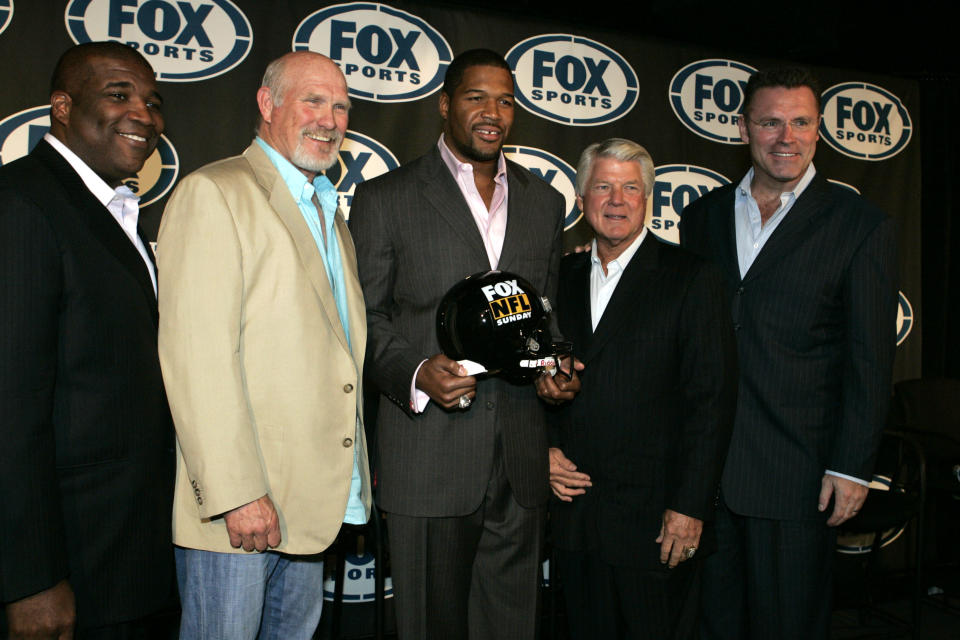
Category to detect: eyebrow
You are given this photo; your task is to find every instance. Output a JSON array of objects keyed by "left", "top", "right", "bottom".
[
  {"left": 463, "top": 88, "right": 515, "bottom": 99},
  {"left": 103, "top": 80, "right": 164, "bottom": 104}
]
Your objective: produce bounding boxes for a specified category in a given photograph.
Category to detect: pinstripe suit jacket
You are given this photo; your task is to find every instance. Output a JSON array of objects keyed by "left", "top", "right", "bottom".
[
  {"left": 550, "top": 238, "right": 738, "bottom": 569},
  {"left": 679, "top": 174, "right": 898, "bottom": 521},
  {"left": 350, "top": 147, "right": 565, "bottom": 515},
  {"left": 0, "top": 141, "right": 174, "bottom": 625}
]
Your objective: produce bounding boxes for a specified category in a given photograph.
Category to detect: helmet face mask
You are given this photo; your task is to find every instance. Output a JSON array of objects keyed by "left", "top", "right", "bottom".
[{"left": 436, "top": 270, "right": 571, "bottom": 383}]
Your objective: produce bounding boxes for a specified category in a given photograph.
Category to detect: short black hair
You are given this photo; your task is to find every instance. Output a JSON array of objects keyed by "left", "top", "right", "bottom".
[
  {"left": 442, "top": 48, "right": 512, "bottom": 97},
  {"left": 50, "top": 41, "right": 153, "bottom": 96},
  {"left": 741, "top": 66, "right": 821, "bottom": 117}
]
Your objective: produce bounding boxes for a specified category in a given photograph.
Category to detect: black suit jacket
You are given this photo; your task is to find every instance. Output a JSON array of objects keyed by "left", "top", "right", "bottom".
[
  {"left": 350, "top": 146, "right": 565, "bottom": 515},
  {"left": 550, "top": 237, "right": 738, "bottom": 570},
  {"left": 679, "top": 174, "right": 898, "bottom": 521},
  {"left": 0, "top": 140, "right": 175, "bottom": 627}
]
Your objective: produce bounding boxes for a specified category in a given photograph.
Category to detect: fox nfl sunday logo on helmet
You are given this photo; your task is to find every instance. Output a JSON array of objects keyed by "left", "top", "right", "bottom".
[
  {"left": 0, "top": 0, "right": 13, "bottom": 37},
  {"left": 483, "top": 278, "right": 533, "bottom": 326},
  {"left": 65, "top": 0, "right": 252, "bottom": 82},
  {"left": 504, "top": 145, "right": 581, "bottom": 231},
  {"left": 327, "top": 130, "right": 399, "bottom": 219},
  {"left": 0, "top": 105, "right": 179, "bottom": 206},
  {"left": 650, "top": 165, "right": 729, "bottom": 245},
  {"left": 669, "top": 59, "right": 757, "bottom": 144},
  {"left": 506, "top": 34, "right": 638, "bottom": 126},
  {"left": 293, "top": 3, "right": 452, "bottom": 103},
  {"left": 820, "top": 82, "right": 912, "bottom": 161}
]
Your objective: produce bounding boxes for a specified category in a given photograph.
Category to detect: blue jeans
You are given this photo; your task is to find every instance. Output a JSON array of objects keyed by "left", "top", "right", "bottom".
[{"left": 175, "top": 546, "right": 324, "bottom": 640}]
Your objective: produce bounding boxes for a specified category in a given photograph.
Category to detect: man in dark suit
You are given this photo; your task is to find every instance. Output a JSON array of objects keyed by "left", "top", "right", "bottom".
[
  {"left": 549, "top": 138, "right": 738, "bottom": 639},
  {"left": 0, "top": 42, "right": 174, "bottom": 638},
  {"left": 679, "top": 67, "right": 898, "bottom": 640},
  {"left": 350, "top": 49, "right": 579, "bottom": 639}
]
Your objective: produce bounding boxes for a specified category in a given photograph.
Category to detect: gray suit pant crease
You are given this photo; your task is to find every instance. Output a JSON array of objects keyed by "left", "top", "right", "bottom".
[
  {"left": 700, "top": 496, "right": 836, "bottom": 640},
  {"left": 386, "top": 441, "right": 546, "bottom": 640}
]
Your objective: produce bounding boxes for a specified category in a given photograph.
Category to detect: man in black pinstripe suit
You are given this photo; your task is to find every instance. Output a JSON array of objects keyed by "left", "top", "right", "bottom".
[{"left": 680, "top": 67, "right": 898, "bottom": 640}]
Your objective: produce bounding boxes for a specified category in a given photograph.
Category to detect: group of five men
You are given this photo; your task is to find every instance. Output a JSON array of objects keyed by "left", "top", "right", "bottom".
[{"left": 0, "top": 40, "right": 896, "bottom": 640}]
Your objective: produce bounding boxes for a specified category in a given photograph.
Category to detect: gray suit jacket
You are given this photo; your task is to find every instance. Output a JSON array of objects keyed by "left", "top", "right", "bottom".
[
  {"left": 350, "top": 146, "right": 565, "bottom": 515},
  {"left": 680, "top": 174, "right": 898, "bottom": 521}
]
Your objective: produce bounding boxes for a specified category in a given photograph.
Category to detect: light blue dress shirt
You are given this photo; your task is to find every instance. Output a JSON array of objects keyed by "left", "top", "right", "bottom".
[{"left": 256, "top": 137, "right": 367, "bottom": 524}]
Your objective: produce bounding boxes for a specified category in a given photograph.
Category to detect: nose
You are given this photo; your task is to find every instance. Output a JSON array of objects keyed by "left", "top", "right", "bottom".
[
  {"left": 778, "top": 121, "right": 797, "bottom": 143},
  {"left": 481, "top": 97, "right": 502, "bottom": 121},
  {"left": 126, "top": 97, "right": 160, "bottom": 129},
  {"left": 314, "top": 103, "right": 337, "bottom": 129},
  {"left": 609, "top": 184, "right": 625, "bottom": 204}
]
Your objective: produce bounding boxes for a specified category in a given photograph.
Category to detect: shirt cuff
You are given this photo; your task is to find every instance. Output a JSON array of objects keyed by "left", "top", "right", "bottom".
[
  {"left": 410, "top": 359, "right": 430, "bottom": 414},
  {"left": 825, "top": 469, "right": 869, "bottom": 486}
]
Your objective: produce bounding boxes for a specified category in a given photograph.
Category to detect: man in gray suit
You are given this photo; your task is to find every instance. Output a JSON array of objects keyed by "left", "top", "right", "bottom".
[
  {"left": 350, "top": 48, "right": 578, "bottom": 639},
  {"left": 680, "top": 67, "right": 898, "bottom": 640}
]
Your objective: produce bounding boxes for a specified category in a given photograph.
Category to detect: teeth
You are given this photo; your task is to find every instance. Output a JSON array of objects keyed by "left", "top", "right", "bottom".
[
  {"left": 773, "top": 152, "right": 797, "bottom": 157},
  {"left": 306, "top": 133, "right": 332, "bottom": 142},
  {"left": 119, "top": 133, "right": 146, "bottom": 142}
]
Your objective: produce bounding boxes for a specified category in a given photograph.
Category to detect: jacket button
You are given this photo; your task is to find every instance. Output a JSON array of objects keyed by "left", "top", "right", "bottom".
[
  {"left": 342, "top": 437, "right": 353, "bottom": 447},
  {"left": 737, "top": 287, "right": 745, "bottom": 295},
  {"left": 197, "top": 496, "right": 203, "bottom": 505},
  {"left": 733, "top": 323, "right": 741, "bottom": 332},
  {"left": 486, "top": 401, "right": 495, "bottom": 410},
  {"left": 343, "top": 383, "right": 354, "bottom": 393}
]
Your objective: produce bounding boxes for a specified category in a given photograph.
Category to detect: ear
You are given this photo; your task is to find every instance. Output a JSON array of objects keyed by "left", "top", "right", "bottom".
[
  {"left": 50, "top": 91, "right": 72, "bottom": 128},
  {"left": 256, "top": 86, "right": 274, "bottom": 124},
  {"left": 438, "top": 91, "right": 449, "bottom": 121},
  {"left": 738, "top": 114, "right": 749, "bottom": 144},
  {"left": 575, "top": 194, "right": 584, "bottom": 212}
]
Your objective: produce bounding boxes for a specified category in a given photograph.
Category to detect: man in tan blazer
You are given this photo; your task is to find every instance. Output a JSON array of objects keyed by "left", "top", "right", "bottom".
[{"left": 157, "top": 51, "right": 370, "bottom": 640}]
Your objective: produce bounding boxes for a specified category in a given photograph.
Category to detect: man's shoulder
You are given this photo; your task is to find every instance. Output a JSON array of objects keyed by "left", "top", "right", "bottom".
[
  {"left": 683, "top": 182, "right": 736, "bottom": 216},
  {"left": 354, "top": 149, "right": 435, "bottom": 194},
  {"left": 505, "top": 158, "right": 563, "bottom": 200},
  {"left": 815, "top": 176, "right": 888, "bottom": 224}
]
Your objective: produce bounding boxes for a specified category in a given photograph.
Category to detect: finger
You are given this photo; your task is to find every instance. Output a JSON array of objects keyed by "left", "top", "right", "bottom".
[
  {"left": 241, "top": 534, "right": 255, "bottom": 552},
  {"left": 817, "top": 476, "right": 834, "bottom": 513},
  {"left": 253, "top": 532, "right": 268, "bottom": 552},
  {"left": 267, "top": 526, "right": 282, "bottom": 548},
  {"left": 659, "top": 536, "right": 674, "bottom": 564},
  {"left": 228, "top": 530, "right": 243, "bottom": 548}
]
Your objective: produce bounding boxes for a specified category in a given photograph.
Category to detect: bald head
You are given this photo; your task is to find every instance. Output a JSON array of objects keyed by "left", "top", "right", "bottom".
[
  {"left": 51, "top": 41, "right": 153, "bottom": 98},
  {"left": 256, "top": 52, "right": 350, "bottom": 179}
]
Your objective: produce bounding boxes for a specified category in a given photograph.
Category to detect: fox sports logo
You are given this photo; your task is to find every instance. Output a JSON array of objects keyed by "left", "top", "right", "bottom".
[
  {"left": 0, "top": 0, "right": 13, "bottom": 36},
  {"left": 65, "top": 0, "right": 252, "bottom": 82},
  {"left": 506, "top": 34, "right": 638, "bottom": 126},
  {"left": 330, "top": 130, "right": 398, "bottom": 219},
  {"left": 669, "top": 59, "right": 757, "bottom": 144},
  {"left": 896, "top": 291, "right": 913, "bottom": 346},
  {"left": 293, "top": 3, "right": 452, "bottom": 103},
  {"left": 0, "top": 105, "right": 179, "bottom": 206},
  {"left": 820, "top": 82, "right": 912, "bottom": 161},
  {"left": 650, "top": 165, "right": 729, "bottom": 245},
  {"left": 503, "top": 145, "right": 580, "bottom": 230},
  {"left": 322, "top": 553, "right": 393, "bottom": 602}
]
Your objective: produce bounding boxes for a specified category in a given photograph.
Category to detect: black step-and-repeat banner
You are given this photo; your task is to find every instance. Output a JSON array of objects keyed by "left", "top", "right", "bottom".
[{"left": 0, "top": 0, "right": 920, "bottom": 383}]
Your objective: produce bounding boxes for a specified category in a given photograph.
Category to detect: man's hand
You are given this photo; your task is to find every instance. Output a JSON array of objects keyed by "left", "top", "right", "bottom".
[
  {"left": 416, "top": 354, "right": 477, "bottom": 409},
  {"left": 535, "top": 357, "right": 583, "bottom": 405},
  {"left": 819, "top": 473, "right": 869, "bottom": 527},
  {"left": 656, "top": 509, "right": 703, "bottom": 568},
  {"left": 5, "top": 579, "right": 75, "bottom": 640},
  {"left": 549, "top": 447, "right": 592, "bottom": 502},
  {"left": 224, "top": 494, "right": 281, "bottom": 551}
]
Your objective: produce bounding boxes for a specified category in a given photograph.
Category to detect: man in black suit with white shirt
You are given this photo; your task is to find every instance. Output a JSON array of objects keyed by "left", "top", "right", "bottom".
[
  {"left": 0, "top": 42, "right": 174, "bottom": 639},
  {"left": 680, "top": 67, "right": 898, "bottom": 640}
]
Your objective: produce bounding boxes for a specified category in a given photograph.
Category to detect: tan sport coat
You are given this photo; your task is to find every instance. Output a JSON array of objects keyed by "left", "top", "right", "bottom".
[{"left": 158, "top": 142, "right": 370, "bottom": 554}]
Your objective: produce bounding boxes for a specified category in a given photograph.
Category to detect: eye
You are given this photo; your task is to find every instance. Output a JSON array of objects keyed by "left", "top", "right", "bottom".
[
  {"left": 760, "top": 119, "right": 780, "bottom": 129},
  {"left": 592, "top": 184, "right": 610, "bottom": 193},
  {"left": 499, "top": 98, "right": 514, "bottom": 107},
  {"left": 109, "top": 92, "right": 128, "bottom": 101},
  {"left": 791, "top": 118, "right": 813, "bottom": 130}
]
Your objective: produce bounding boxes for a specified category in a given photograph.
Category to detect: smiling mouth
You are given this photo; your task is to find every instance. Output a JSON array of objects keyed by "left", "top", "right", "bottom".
[
  {"left": 118, "top": 132, "right": 148, "bottom": 144},
  {"left": 474, "top": 126, "right": 502, "bottom": 141},
  {"left": 772, "top": 152, "right": 799, "bottom": 157}
]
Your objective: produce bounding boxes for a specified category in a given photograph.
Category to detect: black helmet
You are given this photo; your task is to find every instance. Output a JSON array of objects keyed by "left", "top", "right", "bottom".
[{"left": 436, "top": 270, "right": 571, "bottom": 383}]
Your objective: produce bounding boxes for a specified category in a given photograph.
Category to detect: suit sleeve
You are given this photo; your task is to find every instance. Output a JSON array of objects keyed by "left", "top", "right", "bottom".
[
  {"left": 350, "top": 182, "right": 424, "bottom": 412},
  {"left": 0, "top": 191, "right": 69, "bottom": 602},
  {"left": 668, "top": 260, "right": 739, "bottom": 520},
  {"left": 830, "top": 214, "right": 898, "bottom": 479},
  {"left": 157, "top": 173, "right": 268, "bottom": 519}
]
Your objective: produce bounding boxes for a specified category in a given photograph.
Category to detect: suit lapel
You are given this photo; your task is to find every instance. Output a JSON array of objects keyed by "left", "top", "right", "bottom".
[
  {"left": 498, "top": 161, "right": 532, "bottom": 272},
  {"left": 419, "top": 148, "right": 490, "bottom": 268},
  {"left": 244, "top": 144, "right": 351, "bottom": 356},
  {"left": 707, "top": 185, "right": 741, "bottom": 284},
  {"left": 582, "top": 236, "right": 662, "bottom": 364},
  {"left": 742, "top": 174, "right": 832, "bottom": 282},
  {"left": 34, "top": 140, "right": 158, "bottom": 321},
  {"left": 336, "top": 211, "right": 366, "bottom": 368},
  {"left": 564, "top": 255, "right": 594, "bottom": 356}
]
